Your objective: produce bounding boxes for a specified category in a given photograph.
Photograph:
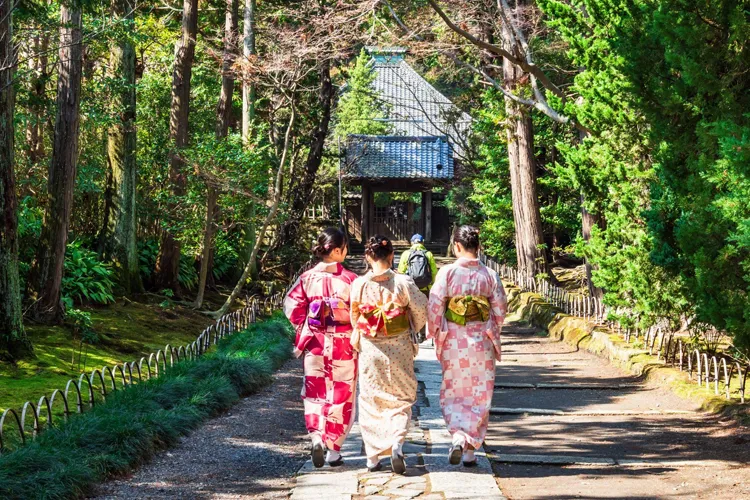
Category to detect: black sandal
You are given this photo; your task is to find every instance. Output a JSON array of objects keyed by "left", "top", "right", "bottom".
[
  {"left": 367, "top": 461, "right": 383, "bottom": 472},
  {"left": 391, "top": 451, "right": 406, "bottom": 475},
  {"left": 311, "top": 442, "right": 325, "bottom": 468},
  {"left": 462, "top": 459, "right": 478, "bottom": 467},
  {"left": 328, "top": 457, "right": 344, "bottom": 467}
]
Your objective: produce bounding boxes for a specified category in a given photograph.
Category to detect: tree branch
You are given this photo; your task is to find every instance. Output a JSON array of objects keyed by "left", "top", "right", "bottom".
[{"left": 427, "top": 0, "right": 566, "bottom": 100}]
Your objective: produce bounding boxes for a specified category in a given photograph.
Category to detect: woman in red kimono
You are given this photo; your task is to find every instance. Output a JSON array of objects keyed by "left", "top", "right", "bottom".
[{"left": 284, "top": 228, "right": 358, "bottom": 468}]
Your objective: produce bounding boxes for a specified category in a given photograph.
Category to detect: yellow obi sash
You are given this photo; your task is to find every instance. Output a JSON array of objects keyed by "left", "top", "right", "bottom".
[
  {"left": 445, "top": 295, "right": 491, "bottom": 325},
  {"left": 356, "top": 302, "right": 410, "bottom": 338}
]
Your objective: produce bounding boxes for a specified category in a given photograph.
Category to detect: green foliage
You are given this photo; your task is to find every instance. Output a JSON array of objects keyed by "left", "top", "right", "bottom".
[
  {"left": 178, "top": 254, "right": 199, "bottom": 291},
  {"left": 64, "top": 308, "right": 93, "bottom": 335},
  {"left": 64, "top": 308, "right": 100, "bottom": 371},
  {"left": 535, "top": 0, "right": 750, "bottom": 353},
  {"left": 137, "top": 239, "right": 159, "bottom": 284},
  {"left": 628, "top": 1, "right": 750, "bottom": 350},
  {"left": 334, "top": 49, "right": 391, "bottom": 139},
  {"left": 16, "top": 196, "right": 43, "bottom": 289},
  {"left": 62, "top": 242, "right": 116, "bottom": 305},
  {"left": 466, "top": 90, "right": 580, "bottom": 262},
  {"left": 0, "top": 314, "right": 293, "bottom": 499},
  {"left": 468, "top": 91, "right": 515, "bottom": 261},
  {"left": 137, "top": 239, "right": 199, "bottom": 291}
]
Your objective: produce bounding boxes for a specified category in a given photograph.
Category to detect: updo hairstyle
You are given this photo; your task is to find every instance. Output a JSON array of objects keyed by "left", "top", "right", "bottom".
[
  {"left": 364, "top": 235, "right": 394, "bottom": 262},
  {"left": 454, "top": 225, "right": 481, "bottom": 252},
  {"left": 312, "top": 227, "right": 348, "bottom": 258}
]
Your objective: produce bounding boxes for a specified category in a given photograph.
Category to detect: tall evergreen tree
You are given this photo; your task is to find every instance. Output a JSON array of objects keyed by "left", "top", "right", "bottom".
[
  {"left": 100, "top": 0, "right": 142, "bottom": 294},
  {"left": 334, "top": 49, "right": 390, "bottom": 139},
  {"left": 31, "top": 0, "right": 83, "bottom": 323},
  {"left": 0, "top": 0, "right": 32, "bottom": 359},
  {"left": 155, "top": 0, "right": 199, "bottom": 293}
]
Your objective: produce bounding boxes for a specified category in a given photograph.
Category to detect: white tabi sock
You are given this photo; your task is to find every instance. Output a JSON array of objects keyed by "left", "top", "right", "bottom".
[
  {"left": 366, "top": 456, "right": 381, "bottom": 469},
  {"left": 462, "top": 449, "right": 476, "bottom": 462},
  {"left": 392, "top": 441, "right": 404, "bottom": 457},
  {"left": 326, "top": 450, "right": 341, "bottom": 463},
  {"left": 452, "top": 434, "right": 466, "bottom": 448}
]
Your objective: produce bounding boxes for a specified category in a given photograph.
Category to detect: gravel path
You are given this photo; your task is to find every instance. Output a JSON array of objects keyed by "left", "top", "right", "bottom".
[{"left": 92, "top": 358, "right": 308, "bottom": 499}]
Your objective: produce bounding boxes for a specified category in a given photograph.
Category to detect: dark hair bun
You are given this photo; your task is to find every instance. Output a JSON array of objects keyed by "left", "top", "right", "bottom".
[
  {"left": 312, "top": 228, "right": 348, "bottom": 258},
  {"left": 365, "top": 235, "right": 394, "bottom": 262},
  {"left": 454, "top": 225, "right": 480, "bottom": 252}
]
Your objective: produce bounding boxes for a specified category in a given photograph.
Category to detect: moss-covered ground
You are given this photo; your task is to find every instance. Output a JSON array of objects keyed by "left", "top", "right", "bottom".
[{"left": 0, "top": 296, "right": 221, "bottom": 414}]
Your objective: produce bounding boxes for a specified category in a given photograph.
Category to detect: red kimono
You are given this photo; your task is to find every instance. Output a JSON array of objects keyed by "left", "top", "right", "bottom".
[{"left": 283, "top": 262, "right": 358, "bottom": 451}]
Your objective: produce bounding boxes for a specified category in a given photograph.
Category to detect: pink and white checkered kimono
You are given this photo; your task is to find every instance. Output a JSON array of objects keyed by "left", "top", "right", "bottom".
[
  {"left": 427, "top": 257, "right": 507, "bottom": 449},
  {"left": 284, "top": 262, "right": 358, "bottom": 451}
]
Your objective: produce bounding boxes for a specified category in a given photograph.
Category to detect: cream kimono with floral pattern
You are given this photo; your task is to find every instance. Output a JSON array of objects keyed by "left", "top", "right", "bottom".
[{"left": 350, "top": 269, "right": 428, "bottom": 459}]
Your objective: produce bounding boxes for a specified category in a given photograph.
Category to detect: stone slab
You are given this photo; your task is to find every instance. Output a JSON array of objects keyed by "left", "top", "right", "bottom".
[{"left": 415, "top": 345, "right": 507, "bottom": 500}]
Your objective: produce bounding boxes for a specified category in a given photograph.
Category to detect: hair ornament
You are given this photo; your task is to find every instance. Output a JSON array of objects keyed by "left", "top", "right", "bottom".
[{"left": 380, "top": 239, "right": 388, "bottom": 246}]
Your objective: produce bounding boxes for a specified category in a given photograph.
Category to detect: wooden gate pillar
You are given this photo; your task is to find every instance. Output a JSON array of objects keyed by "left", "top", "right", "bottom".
[
  {"left": 361, "top": 184, "right": 370, "bottom": 242},
  {"left": 422, "top": 191, "right": 433, "bottom": 243}
]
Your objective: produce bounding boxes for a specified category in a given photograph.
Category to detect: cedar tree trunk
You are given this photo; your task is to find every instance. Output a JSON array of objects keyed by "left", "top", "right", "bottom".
[
  {"left": 31, "top": 0, "right": 83, "bottom": 323},
  {"left": 0, "top": 0, "right": 32, "bottom": 358},
  {"left": 155, "top": 0, "right": 198, "bottom": 293},
  {"left": 194, "top": 0, "right": 238, "bottom": 308},
  {"left": 502, "top": 49, "right": 547, "bottom": 280},
  {"left": 101, "top": 0, "right": 142, "bottom": 294}
]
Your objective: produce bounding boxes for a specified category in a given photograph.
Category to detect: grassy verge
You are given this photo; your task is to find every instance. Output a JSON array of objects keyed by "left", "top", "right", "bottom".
[
  {"left": 0, "top": 298, "right": 222, "bottom": 414},
  {"left": 0, "top": 313, "right": 293, "bottom": 500}
]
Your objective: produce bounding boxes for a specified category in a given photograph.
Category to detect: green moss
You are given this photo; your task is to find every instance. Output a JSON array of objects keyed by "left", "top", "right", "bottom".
[{"left": 0, "top": 300, "right": 215, "bottom": 414}]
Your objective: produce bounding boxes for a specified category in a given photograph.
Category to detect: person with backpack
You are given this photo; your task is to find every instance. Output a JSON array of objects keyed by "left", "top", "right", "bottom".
[
  {"left": 398, "top": 234, "right": 437, "bottom": 343},
  {"left": 397, "top": 234, "right": 438, "bottom": 293},
  {"left": 427, "top": 225, "right": 507, "bottom": 467},
  {"left": 283, "top": 228, "right": 358, "bottom": 468}
]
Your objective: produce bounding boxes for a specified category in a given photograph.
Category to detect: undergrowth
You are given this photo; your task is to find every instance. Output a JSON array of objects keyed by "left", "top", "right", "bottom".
[{"left": 0, "top": 313, "right": 293, "bottom": 500}]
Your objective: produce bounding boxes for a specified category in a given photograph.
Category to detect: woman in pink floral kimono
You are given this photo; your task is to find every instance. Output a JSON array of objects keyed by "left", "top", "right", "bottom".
[
  {"left": 284, "top": 228, "right": 358, "bottom": 468},
  {"left": 350, "top": 236, "right": 428, "bottom": 474},
  {"left": 427, "top": 225, "right": 507, "bottom": 466}
]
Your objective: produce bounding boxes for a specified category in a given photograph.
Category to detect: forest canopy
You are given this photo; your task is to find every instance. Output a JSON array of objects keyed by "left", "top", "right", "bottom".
[{"left": 1, "top": 0, "right": 748, "bottom": 360}]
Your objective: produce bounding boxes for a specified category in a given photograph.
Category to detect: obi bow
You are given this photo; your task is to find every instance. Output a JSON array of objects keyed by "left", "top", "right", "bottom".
[
  {"left": 445, "top": 295, "right": 491, "bottom": 325},
  {"left": 356, "top": 302, "right": 410, "bottom": 337},
  {"left": 308, "top": 297, "right": 350, "bottom": 329}
]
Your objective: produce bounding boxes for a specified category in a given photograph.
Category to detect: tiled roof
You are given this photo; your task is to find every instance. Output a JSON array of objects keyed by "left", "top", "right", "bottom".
[
  {"left": 343, "top": 135, "right": 454, "bottom": 180},
  {"left": 369, "top": 49, "right": 472, "bottom": 148}
]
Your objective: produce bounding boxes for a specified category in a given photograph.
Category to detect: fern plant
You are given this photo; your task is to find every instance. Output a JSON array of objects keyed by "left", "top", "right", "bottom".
[{"left": 62, "top": 241, "right": 116, "bottom": 305}]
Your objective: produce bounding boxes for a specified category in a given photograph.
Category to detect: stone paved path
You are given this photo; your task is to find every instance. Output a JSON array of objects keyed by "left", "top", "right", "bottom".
[
  {"left": 290, "top": 342, "right": 505, "bottom": 500},
  {"left": 488, "top": 320, "right": 750, "bottom": 499},
  {"left": 92, "top": 359, "right": 309, "bottom": 499},
  {"left": 93, "top": 255, "right": 750, "bottom": 499}
]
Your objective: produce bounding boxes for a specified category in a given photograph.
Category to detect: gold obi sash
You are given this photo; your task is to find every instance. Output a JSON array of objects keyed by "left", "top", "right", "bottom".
[
  {"left": 445, "top": 295, "right": 491, "bottom": 325},
  {"left": 356, "top": 302, "right": 410, "bottom": 338}
]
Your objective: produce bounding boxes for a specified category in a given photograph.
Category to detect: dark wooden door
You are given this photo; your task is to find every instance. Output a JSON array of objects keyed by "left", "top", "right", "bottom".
[{"left": 373, "top": 202, "right": 421, "bottom": 243}]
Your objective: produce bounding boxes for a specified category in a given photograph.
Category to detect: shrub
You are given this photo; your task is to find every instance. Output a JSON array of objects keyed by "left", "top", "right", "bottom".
[
  {"left": 0, "top": 313, "right": 293, "bottom": 500},
  {"left": 137, "top": 239, "right": 200, "bottom": 290},
  {"left": 62, "top": 241, "right": 116, "bottom": 305}
]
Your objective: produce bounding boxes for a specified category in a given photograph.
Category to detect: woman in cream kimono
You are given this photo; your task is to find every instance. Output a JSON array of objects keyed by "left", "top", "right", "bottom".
[
  {"left": 284, "top": 228, "right": 358, "bottom": 468},
  {"left": 350, "top": 235, "right": 428, "bottom": 474},
  {"left": 428, "top": 225, "right": 507, "bottom": 466}
]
